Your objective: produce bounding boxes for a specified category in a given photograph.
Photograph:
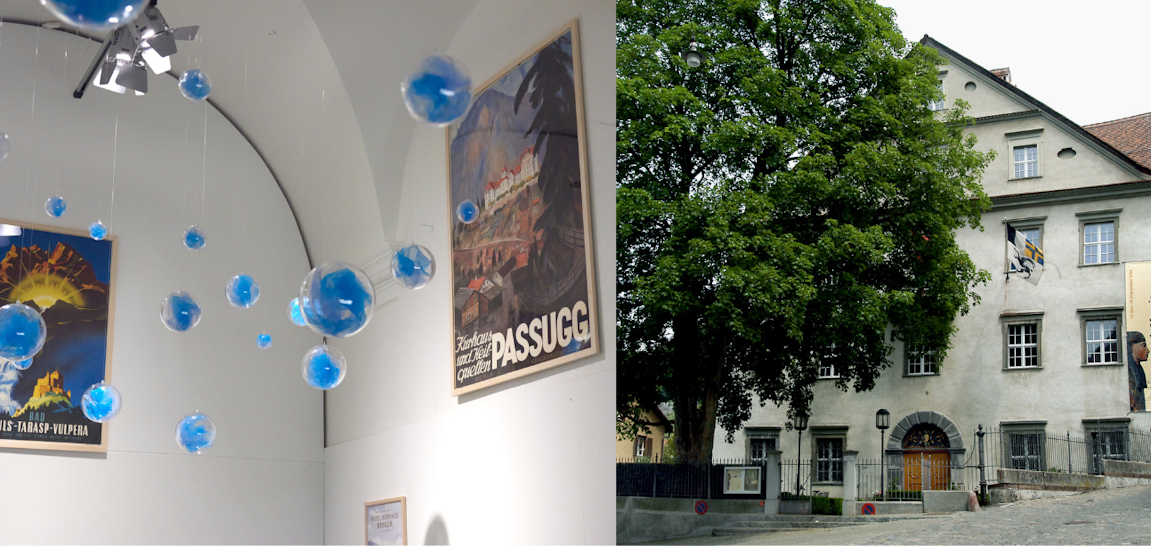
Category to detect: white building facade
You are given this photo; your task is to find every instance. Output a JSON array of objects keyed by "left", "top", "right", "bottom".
[{"left": 712, "top": 36, "right": 1151, "bottom": 500}]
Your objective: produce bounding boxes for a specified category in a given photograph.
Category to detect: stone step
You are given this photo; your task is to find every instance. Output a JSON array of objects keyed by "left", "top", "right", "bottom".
[
  {"left": 723, "top": 514, "right": 940, "bottom": 523},
  {"left": 718, "top": 521, "right": 871, "bottom": 531}
]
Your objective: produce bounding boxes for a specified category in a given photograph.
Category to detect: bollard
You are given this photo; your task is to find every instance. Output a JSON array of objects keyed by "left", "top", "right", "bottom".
[{"left": 977, "top": 424, "right": 987, "bottom": 500}]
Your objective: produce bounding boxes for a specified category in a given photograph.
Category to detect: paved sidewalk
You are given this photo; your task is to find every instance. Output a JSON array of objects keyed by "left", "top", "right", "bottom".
[{"left": 643, "top": 485, "right": 1151, "bottom": 545}]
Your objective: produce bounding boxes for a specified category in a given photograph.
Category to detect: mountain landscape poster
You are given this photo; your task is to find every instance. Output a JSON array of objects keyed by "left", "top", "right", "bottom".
[
  {"left": 0, "top": 220, "right": 116, "bottom": 452},
  {"left": 446, "top": 20, "right": 598, "bottom": 395}
]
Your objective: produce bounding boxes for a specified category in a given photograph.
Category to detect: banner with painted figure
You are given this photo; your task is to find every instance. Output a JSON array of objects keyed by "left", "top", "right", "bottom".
[
  {"left": 0, "top": 222, "right": 115, "bottom": 451},
  {"left": 1125, "top": 262, "right": 1151, "bottom": 412},
  {"left": 446, "top": 22, "right": 598, "bottom": 395}
]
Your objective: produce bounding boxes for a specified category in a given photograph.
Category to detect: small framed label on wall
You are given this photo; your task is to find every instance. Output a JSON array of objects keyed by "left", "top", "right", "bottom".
[{"left": 365, "top": 496, "right": 406, "bottom": 545}]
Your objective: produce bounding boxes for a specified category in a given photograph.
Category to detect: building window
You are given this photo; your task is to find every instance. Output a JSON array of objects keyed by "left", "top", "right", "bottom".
[
  {"left": 1086, "top": 420, "right": 1130, "bottom": 473},
  {"left": 928, "top": 79, "right": 945, "bottom": 111},
  {"left": 815, "top": 438, "right": 843, "bottom": 483},
  {"left": 1013, "top": 145, "right": 1038, "bottom": 178},
  {"left": 750, "top": 438, "right": 775, "bottom": 461},
  {"left": 746, "top": 429, "right": 780, "bottom": 463},
  {"left": 1083, "top": 222, "right": 1116, "bottom": 265},
  {"left": 818, "top": 362, "right": 838, "bottom": 379},
  {"left": 634, "top": 435, "right": 651, "bottom": 458},
  {"left": 906, "top": 347, "right": 937, "bottom": 376},
  {"left": 1007, "top": 429, "right": 1044, "bottom": 470},
  {"left": 1085, "top": 318, "right": 1120, "bottom": 364},
  {"left": 1008, "top": 227, "right": 1041, "bottom": 272},
  {"left": 1008, "top": 323, "right": 1039, "bottom": 368}
]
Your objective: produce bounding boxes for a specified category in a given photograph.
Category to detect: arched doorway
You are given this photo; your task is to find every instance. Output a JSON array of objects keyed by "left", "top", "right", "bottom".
[{"left": 902, "top": 423, "right": 950, "bottom": 491}]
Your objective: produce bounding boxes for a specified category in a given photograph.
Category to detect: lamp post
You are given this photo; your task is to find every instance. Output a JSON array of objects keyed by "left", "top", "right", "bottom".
[
  {"left": 793, "top": 413, "right": 808, "bottom": 497},
  {"left": 876, "top": 409, "right": 890, "bottom": 501},
  {"left": 680, "top": 41, "right": 703, "bottom": 68}
]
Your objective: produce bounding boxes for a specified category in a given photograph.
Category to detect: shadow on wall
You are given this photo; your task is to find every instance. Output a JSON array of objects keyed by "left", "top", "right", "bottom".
[{"left": 425, "top": 514, "right": 449, "bottom": 545}]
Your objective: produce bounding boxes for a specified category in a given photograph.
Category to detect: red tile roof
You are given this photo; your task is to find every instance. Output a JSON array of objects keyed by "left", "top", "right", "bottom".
[{"left": 1083, "top": 112, "right": 1151, "bottom": 169}]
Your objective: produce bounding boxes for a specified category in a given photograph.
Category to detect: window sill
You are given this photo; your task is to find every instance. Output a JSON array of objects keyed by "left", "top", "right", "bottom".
[
  {"left": 1004, "top": 366, "right": 1043, "bottom": 372},
  {"left": 904, "top": 372, "right": 939, "bottom": 377},
  {"left": 817, "top": 376, "right": 841, "bottom": 381},
  {"left": 1083, "top": 362, "right": 1123, "bottom": 367},
  {"left": 1080, "top": 262, "right": 1119, "bottom": 268},
  {"left": 1009, "top": 176, "right": 1042, "bottom": 181},
  {"left": 813, "top": 481, "right": 844, "bottom": 486}
]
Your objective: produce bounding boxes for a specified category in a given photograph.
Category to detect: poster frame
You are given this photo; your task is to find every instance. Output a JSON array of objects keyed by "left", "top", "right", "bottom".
[{"left": 365, "top": 496, "right": 407, "bottom": 545}]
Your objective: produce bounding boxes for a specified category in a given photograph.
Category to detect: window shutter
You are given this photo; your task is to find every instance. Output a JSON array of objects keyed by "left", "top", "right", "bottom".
[{"left": 645, "top": 437, "right": 654, "bottom": 459}]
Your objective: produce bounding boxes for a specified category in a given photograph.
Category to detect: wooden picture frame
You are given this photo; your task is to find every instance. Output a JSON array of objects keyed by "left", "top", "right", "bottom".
[
  {"left": 0, "top": 218, "right": 117, "bottom": 453},
  {"left": 446, "top": 19, "right": 599, "bottom": 396},
  {"left": 365, "top": 496, "right": 407, "bottom": 545}
]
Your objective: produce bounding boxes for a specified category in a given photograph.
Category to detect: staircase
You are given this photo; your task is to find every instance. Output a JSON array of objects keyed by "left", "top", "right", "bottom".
[{"left": 713, "top": 514, "right": 945, "bottom": 536}]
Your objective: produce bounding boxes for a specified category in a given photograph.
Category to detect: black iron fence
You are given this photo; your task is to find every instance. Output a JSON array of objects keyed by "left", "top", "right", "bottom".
[{"left": 616, "top": 457, "right": 769, "bottom": 500}]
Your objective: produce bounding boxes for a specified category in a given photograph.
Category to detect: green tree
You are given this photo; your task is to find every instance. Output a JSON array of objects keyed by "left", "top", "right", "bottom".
[{"left": 617, "top": 0, "right": 994, "bottom": 463}]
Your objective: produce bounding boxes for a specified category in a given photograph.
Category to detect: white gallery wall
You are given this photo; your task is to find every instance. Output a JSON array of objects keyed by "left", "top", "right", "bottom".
[
  {"left": 0, "top": 26, "right": 325, "bottom": 543},
  {"left": 322, "top": 1, "right": 616, "bottom": 544}
]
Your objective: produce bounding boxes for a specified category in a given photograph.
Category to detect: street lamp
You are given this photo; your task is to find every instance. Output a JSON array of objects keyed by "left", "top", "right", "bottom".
[
  {"left": 681, "top": 41, "right": 703, "bottom": 68},
  {"left": 876, "top": 409, "right": 890, "bottom": 501},
  {"left": 793, "top": 413, "right": 808, "bottom": 498}
]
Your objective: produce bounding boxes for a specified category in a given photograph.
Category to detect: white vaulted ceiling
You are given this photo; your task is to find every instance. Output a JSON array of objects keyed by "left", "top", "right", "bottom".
[{"left": 0, "top": 0, "right": 483, "bottom": 262}]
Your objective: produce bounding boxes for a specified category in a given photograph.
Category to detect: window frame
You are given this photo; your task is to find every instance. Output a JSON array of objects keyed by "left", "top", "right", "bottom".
[
  {"left": 1001, "top": 311, "right": 1043, "bottom": 371},
  {"left": 904, "top": 346, "right": 938, "bottom": 376},
  {"left": 745, "top": 427, "right": 780, "bottom": 463},
  {"left": 1078, "top": 209, "right": 1121, "bottom": 267},
  {"left": 1002, "top": 217, "right": 1045, "bottom": 274},
  {"left": 1079, "top": 306, "right": 1124, "bottom": 366},
  {"left": 1085, "top": 419, "right": 1131, "bottom": 473},
  {"left": 810, "top": 427, "right": 847, "bottom": 485},
  {"left": 1006, "top": 129, "right": 1043, "bottom": 180},
  {"left": 1000, "top": 421, "right": 1046, "bottom": 471},
  {"left": 928, "top": 78, "right": 946, "bottom": 111}
]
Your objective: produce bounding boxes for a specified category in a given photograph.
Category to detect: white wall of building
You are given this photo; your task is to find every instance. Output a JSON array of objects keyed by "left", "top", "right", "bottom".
[
  {"left": 0, "top": 26, "right": 325, "bottom": 543},
  {"left": 322, "top": 1, "right": 616, "bottom": 544}
]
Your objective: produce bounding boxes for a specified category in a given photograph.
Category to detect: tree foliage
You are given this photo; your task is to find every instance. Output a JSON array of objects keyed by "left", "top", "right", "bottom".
[{"left": 616, "top": 0, "right": 994, "bottom": 463}]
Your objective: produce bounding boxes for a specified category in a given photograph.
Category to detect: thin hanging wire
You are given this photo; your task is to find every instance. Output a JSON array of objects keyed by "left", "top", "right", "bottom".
[
  {"left": 109, "top": 114, "right": 118, "bottom": 232},
  {"left": 54, "top": 39, "right": 67, "bottom": 195},
  {"left": 23, "top": 28, "right": 40, "bottom": 225}
]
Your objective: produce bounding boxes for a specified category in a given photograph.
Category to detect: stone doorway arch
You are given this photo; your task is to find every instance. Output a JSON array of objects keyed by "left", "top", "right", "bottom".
[{"left": 886, "top": 410, "right": 966, "bottom": 459}]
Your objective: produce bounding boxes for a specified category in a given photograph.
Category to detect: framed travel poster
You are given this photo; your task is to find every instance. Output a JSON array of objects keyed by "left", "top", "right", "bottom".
[
  {"left": 446, "top": 20, "right": 599, "bottom": 395},
  {"left": 0, "top": 219, "right": 117, "bottom": 452},
  {"left": 365, "top": 496, "right": 406, "bottom": 545}
]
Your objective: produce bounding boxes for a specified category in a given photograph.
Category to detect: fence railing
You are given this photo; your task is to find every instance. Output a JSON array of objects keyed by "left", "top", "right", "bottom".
[{"left": 616, "top": 457, "right": 769, "bottom": 499}]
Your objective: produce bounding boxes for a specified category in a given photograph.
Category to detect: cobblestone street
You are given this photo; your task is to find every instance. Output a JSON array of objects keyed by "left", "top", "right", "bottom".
[{"left": 646, "top": 486, "right": 1151, "bottom": 545}]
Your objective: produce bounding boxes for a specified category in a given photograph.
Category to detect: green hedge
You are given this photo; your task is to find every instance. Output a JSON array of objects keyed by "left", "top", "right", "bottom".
[{"left": 812, "top": 497, "right": 843, "bottom": 515}]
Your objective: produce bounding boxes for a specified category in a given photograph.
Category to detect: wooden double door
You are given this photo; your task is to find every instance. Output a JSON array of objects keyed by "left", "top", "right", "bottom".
[{"left": 903, "top": 451, "right": 950, "bottom": 491}]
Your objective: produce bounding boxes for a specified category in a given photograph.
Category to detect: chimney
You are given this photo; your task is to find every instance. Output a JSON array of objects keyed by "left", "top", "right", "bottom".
[{"left": 989, "top": 67, "right": 1013, "bottom": 85}]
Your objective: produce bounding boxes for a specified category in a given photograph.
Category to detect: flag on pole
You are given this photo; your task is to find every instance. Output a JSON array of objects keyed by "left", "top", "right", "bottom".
[{"left": 1007, "top": 224, "right": 1044, "bottom": 285}]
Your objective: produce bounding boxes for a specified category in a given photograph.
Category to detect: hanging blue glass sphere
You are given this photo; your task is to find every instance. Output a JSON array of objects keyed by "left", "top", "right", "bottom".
[
  {"left": 392, "top": 244, "right": 436, "bottom": 290},
  {"left": 89, "top": 220, "right": 107, "bottom": 240},
  {"left": 40, "top": 0, "right": 146, "bottom": 31},
  {"left": 183, "top": 224, "right": 206, "bottom": 250},
  {"left": 81, "top": 381, "right": 122, "bottom": 423},
  {"left": 45, "top": 195, "right": 66, "bottom": 218},
  {"left": 287, "top": 297, "right": 307, "bottom": 326},
  {"left": 456, "top": 199, "right": 479, "bottom": 224},
  {"left": 0, "top": 132, "right": 10, "bottom": 162},
  {"left": 10, "top": 357, "right": 32, "bottom": 370},
  {"left": 175, "top": 411, "right": 217, "bottom": 454},
  {"left": 178, "top": 69, "right": 212, "bottom": 101},
  {"left": 402, "top": 54, "right": 472, "bottom": 126},
  {"left": 225, "top": 274, "right": 260, "bottom": 308},
  {"left": 257, "top": 333, "right": 272, "bottom": 349},
  {"left": 299, "top": 262, "right": 374, "bottom": 338},
  {"left": 301, "top": 344, "right": 347, "bottom": 390},
  {"left": 160, "top": 291, "right": 202, "bottom": 332},
  {"left": 0, "top": 303, "right": 47, "bottom": 361}
]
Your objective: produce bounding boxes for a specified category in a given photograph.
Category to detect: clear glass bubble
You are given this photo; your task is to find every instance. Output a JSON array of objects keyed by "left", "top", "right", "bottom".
[
  {"left": 160, "top": 291, "right": 202, "bottom": 332},
  {"left": 0, "top": 132, "right": 10, "bottom": 162},
  {"left": 301, "top": 344, "right": 346, "bottom": 390},
  {"left": 89, "top": 220, "right": 107, "bottom": 240},
  {"left": 456, "top": 199, "right": 479, "bottom": 224},
  {"left": 40, "top": 0, "right": 147, "bottom": 31},
  {"left": 183, "top": 224, "right": 206, "bottom": 250},
  {"left": 10, "top": 357, "right": 32, "bottom": 370},
  {"left": 81, "top": 381, "right": 122, "bottom": 423},
  {"left": 226, "top": 274, "right": 260, "bottom": 308},
  {"left": 175, "top": 411, "right": 216, "bottom": 454},
  {"left": 401, "top": 54, "right": 472, "bottom": 126},
  {"left": 0, "top": 303, "right": 47, "bottom": 361},
  {"left": 299, "top": 262, "right": 374, "bottom": 338},
  {"left": 257, "top": 333, "right": 272, "bottom": 349},
  {"left": 45, "top": 195, "right": 66, "bottom": 218},
  {"left": 178, "top": 68, "right": 212, "bottom": 101},
  {"left": 392, "top": 244, "right": 436, "bottom": 290},
  {"left": 287, "top": 297, "right": 307, "bottom": 326}
]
